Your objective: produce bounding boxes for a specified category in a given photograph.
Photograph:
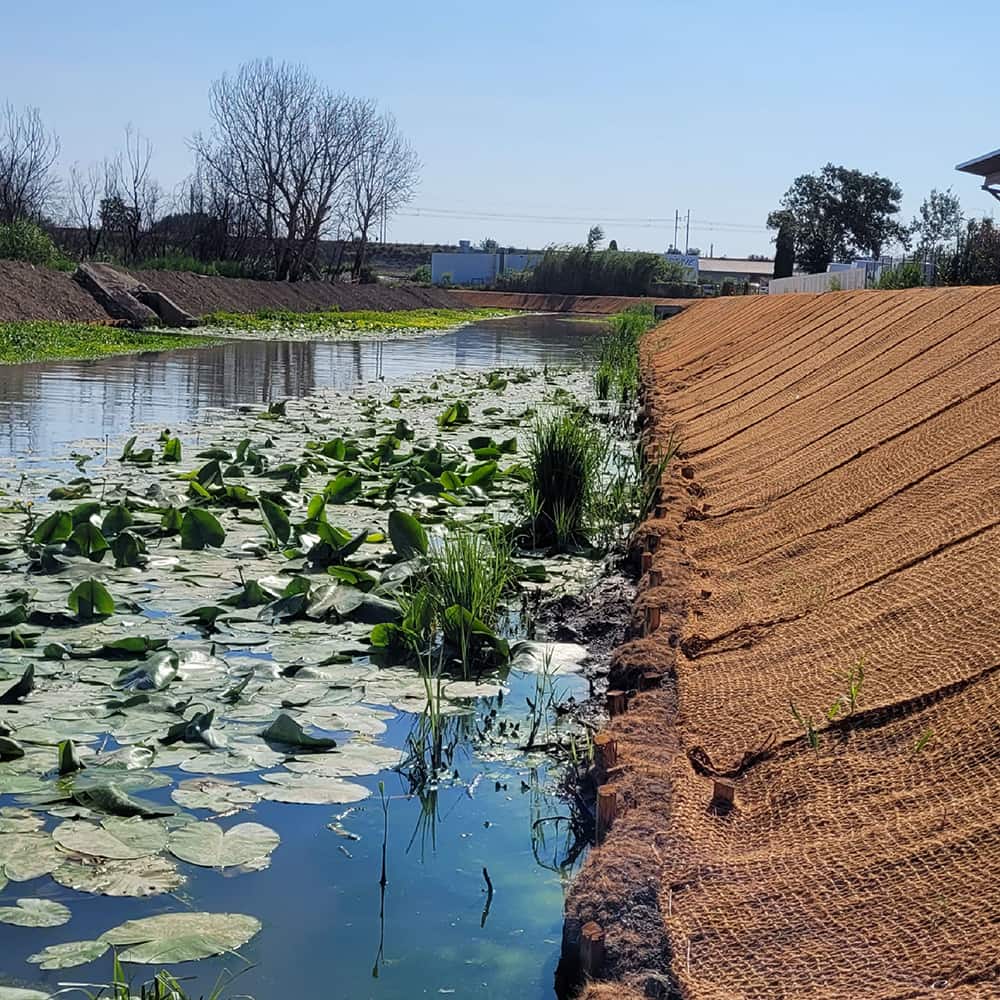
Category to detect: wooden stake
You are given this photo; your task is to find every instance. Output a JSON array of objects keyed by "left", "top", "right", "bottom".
[
  {"left": 580, "top": 921, "right": 605, "bottom": 978},
  {"left": 606, "top": 689, "right": 627, "bottom": 716},
  {"left": 641, "top": 550, "right": 652, "bottom": 574},
  {"left": 645, "top": 605, "right": 661, "bottom": 635},
  {"left": 594, "top": 732, "right": 618, "bottom": 773},
  {"left": 711, "top": 778, "right": 736, "bottom": 810},
  {"left": 649, "top": 568, "right": 663, "bottom": 587},
  {"left": 596, "top": 785, "right": 617, "bottom": 844}
]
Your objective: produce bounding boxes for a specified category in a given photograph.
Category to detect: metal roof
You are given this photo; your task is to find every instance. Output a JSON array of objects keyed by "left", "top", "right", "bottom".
[
  {"left": 698, "top": 258, "right": 774, "bottom": 277},
  {"left": 956, "top": 148, "right": 1000, "bottom": 177}
]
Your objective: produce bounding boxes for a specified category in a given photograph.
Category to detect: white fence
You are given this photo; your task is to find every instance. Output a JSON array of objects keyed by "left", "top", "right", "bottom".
[{"left": 768, "top": 268, "right": 868, "bottom": 294}]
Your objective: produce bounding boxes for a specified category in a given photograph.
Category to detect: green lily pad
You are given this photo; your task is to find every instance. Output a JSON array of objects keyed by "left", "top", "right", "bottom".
[
  {"left": 52, "top": 854, "right": 184, "bottom": 898},
  {"left": 0, "top": 898, "right": 71, "bottom": 927},
  {"left": 28, "top": 938, "right": 110, "bottom": 970},
  {"left": 52, "top": 817, "right": 168, "bottom": 860},
  {"left": 168, "top": 820, "right": 280, "bottom": 870},
  {"left": 101, "top": 910, "right": 262, "bottom": 964}
]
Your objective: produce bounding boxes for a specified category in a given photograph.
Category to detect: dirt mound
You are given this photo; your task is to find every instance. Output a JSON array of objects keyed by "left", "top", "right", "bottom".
[
  {"left": 568, "top": 287, "right": 1000, "bottom": 999},
  {"left": 451, "top": 291, "right": 690, "bottom": 315},
  {"left": 0, "top": 261, "right": 112, "bottom": 322},
  {"left": 122, "top": 269, "right": 466, "bottom": 318}
]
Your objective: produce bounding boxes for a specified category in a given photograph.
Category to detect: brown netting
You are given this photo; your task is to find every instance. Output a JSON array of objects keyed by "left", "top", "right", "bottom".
[{"left": 567, "top": 287, "right": 1000, "bottom": 1000}]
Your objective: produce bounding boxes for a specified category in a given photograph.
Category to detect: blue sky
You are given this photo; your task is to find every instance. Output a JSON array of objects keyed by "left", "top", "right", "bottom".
[{"left": 3, "top": 1, "right": 998, "bottom": 256}]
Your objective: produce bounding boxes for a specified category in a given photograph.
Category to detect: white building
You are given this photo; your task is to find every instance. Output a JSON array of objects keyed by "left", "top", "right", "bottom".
[{"left": 431, "top": 242, "right": 542, "bottom": 286}]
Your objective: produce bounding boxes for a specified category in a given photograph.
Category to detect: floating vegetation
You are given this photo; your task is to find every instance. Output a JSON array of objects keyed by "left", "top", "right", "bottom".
[
  {"left": 198, "top": 307, "right": 512, "bottom": 340},
  {"left": 0, "top": 322, "right": 217, "bottom": 366}
]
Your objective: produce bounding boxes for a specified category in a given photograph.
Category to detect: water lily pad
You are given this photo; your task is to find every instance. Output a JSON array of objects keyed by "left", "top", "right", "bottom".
[
  {"left": 168, "top": 820, "right": 280, "bottom": 870},
  {"left": 261, "top": 712, "right": 336, "bottom": 751},
  {"left": 253, "top": 772, "right": 370, "bottom": 805},
  {"left": 170, "top": 778, "right": 260, "bottom": 815},
  {"left": 53, "top": 818, "right": 168, "bottom": 860},
  {"left": 28, "top": 938, "right": 110, "bottom": 970},
  {"left": 101, "top": 910, "right": 262, "bottom": 964},
  {"left": 52, "top": 854, "right": 184, "bottom": 898},
  {"left": 0, "top": 831, "right": 63, "bottom": 881},
  {"left": 0, "top": 898, "right": 71, "bottom": 927}
]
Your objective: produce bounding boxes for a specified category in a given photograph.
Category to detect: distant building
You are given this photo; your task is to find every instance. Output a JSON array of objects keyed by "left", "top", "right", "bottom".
[
  {"left": 956, "top": 148, "right": 1000, "bottom": 201},
  {"left": 431, "top": 242, "right": 541, "bottom": 286},
  {"left": 696, "top": 257, "right": 774, "bottom": 285}
]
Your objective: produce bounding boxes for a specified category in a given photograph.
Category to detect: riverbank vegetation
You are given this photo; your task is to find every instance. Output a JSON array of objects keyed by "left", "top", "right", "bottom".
[
  {"left": 199, "top": 306, "right": 510, "bottom": 336},
  {"left": 0, "top": 320, "right": 214, "bottom": 365}
]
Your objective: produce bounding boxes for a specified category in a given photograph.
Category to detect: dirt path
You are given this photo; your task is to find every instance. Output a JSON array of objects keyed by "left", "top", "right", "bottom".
[{"left": 566, "top": 287, "right": 1000, "bottom": 999}]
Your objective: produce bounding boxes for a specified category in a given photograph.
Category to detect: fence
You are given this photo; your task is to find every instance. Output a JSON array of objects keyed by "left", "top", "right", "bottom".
[{"left": 768, "top": 268, "right": 868, "bottom": 294}]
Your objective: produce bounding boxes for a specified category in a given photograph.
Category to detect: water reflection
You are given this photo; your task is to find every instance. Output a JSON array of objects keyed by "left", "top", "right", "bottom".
[{"left": 0, "top": 315, "right": 602, "bottom": 458}]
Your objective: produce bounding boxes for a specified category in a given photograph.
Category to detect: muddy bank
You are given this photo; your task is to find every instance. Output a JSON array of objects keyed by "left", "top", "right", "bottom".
[
  {"left": 451, "top": 291, "right": 691, "bottom": 315},
  {"left": 565, "top": 287, "right": 1000, "bottom": 999}
]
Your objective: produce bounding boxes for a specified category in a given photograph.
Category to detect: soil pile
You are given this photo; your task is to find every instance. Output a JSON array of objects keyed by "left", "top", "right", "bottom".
[
  {"left": 569, "top": 287, "right": 1000, "bottom": 999},
  {"left": 123, "top": 269, "right": 465, "bottom": 318},
  {"left": 0, "top": 261, "right": 112, "bottom": 322}
]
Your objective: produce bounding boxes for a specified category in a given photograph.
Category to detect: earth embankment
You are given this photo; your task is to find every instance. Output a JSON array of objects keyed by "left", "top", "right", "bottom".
[
  {"left": 568, "top": 287, "right": 1000, "bottom": 1000},
  {"left": 450, "top": 291, "right": 690, "bottom": 314}
]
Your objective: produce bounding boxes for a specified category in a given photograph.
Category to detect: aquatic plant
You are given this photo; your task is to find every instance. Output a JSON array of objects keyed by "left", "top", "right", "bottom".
[
  {"left": 199, "top": 307, "right": 510, "bottom": 335},
  {"left": 0, "top": 321, "right": 214, "bottom": 365},
  {"left": 525, "top": 411, "right": 606, "bottom": 550}
]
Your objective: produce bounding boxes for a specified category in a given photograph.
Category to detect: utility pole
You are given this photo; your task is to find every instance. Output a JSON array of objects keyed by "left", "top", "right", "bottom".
[
  {"left": 685, "top": 210, "right": 691, "bottom": 254},
  {"left": 674, "top": 210, "right": 679, "bottom": 251}
]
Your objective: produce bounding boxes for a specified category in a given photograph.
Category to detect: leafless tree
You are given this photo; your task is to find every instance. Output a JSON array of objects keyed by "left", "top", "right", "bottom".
[
  {"left": 349, "top": 107, "right": 420, "bottom": 279},
  {"left": 0, "top": 103, "right": 61, "bottom": 223},
  {"left": 192, "top": 58, "right": 367, "bottom": 280},
  {"left": 101, "top": 125, "right": 163, "bottom": 262},
  {"left": 66, "top": 161, "right": 108, "bottom": 257}
]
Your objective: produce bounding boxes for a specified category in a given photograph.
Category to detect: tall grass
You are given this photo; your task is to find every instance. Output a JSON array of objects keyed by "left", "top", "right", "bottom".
[
  {"left": 526, "top": 411, "right": 607, "bottom": 549},
  {"left": 593, "top": 305, "right": 657, "bottom": 404},
  {"left": 425, "top": 528, "right": 515, "bottom": 638}
]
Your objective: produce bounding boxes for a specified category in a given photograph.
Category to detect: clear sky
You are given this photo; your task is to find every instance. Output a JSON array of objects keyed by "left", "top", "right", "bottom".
[{"left": 3, "top": 0, "right": 998, "bottom": 257}]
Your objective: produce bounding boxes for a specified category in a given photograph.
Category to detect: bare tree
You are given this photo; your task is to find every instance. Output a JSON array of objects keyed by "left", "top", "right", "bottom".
[
  {"left": 66, "top": 161, "right": 107, "bottom": 257},
  {"left": 349, "top": 107, "right": 419, "bottom": 279},
  {"left": 101, "top": 125, "right": 163, "bottom": 263},
  {"left": 193, "top": 59, "right": 366, "bottom": 280},
  {"left": 0, "top": 103, "right": 61, "bottom": 223}
]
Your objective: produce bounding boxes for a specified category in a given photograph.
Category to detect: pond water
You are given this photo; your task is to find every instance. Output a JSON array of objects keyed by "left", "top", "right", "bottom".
[
  {"left": 0, "top": 314, "right": 609, "bottom": 1000},
  {"left": 0, "top": 315, "right": 603, "bottom": 460}
]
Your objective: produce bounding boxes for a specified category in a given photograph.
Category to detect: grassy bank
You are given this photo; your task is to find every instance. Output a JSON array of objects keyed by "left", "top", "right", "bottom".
[
  {"left": 200, "top": 306, "right": 512, "bottom": 336},
  {"left": 0, "top": 321, "right": 215, "bottom": 365}
]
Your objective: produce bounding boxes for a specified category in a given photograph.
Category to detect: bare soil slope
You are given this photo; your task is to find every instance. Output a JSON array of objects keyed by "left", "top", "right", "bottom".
[
  {"left": 569, "top": 287, "right": 1000, "bottom": 1000},
  {"left": 123, "top": 270, "right": 465, "bottom": 318},
  {"left": 0, "top": 261, "right": 113, "bottom": 322}
]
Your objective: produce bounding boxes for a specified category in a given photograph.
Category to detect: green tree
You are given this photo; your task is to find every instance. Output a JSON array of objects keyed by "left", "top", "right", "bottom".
[
  {"left": 911, "top": 188, "right": 962, "bottom": 254},
  {"left": 773, "top": 214, "right": 795, "bottom": 278},
  {"left": 767, "top": 163, "right": 907, "bottom": 273}
]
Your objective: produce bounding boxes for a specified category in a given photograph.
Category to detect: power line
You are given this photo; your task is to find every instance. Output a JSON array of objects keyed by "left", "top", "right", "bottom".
[{"left": 396, "top": 205, "right": 770, "bottom": 233}]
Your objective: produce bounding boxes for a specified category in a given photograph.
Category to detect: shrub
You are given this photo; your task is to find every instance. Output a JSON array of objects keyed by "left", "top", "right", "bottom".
[
  {"left": 0, "top": 220, "right": 73, "bottom": 269},
  {"left": 876, "top": 261, "right": 924, "bottom": 289}
]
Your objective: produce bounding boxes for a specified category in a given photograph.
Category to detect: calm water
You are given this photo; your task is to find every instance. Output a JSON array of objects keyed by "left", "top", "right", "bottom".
[
  {"left": 0, "top": 314, "right": 603, "bottom": 458},
  {"left": 0, "top": 313, "right": 603, "bottom": 1000}
]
